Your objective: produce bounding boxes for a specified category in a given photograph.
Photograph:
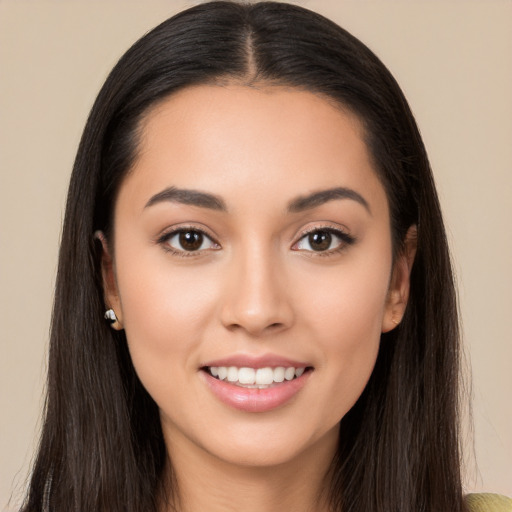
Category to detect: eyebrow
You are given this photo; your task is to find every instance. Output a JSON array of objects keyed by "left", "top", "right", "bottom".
[
  {"left": 287, "top": 187, "right": 371, "bottom": 215},
  {"left": 145, "top": 186, "right": 227, "bottom": 211},
  {"left": 144, "top": 185, "right": 370, "bottom": 215}
]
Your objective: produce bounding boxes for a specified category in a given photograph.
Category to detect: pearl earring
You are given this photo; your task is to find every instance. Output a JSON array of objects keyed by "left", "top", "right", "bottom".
[{"left": 104, "top": 308, "right": 122, "bottom": 330}]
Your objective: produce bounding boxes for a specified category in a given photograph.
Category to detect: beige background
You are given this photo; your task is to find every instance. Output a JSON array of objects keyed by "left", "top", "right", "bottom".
[{"left": 1, "top": 0, "right": 511, "bottom": 509}]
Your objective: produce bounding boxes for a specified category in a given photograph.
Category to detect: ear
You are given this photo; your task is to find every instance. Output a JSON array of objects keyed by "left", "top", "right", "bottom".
[
  {"left": 95, "top": 231, "right": 124, "bottom": 330},
  {"left": 381, "top": 225, "right": 417, "bottom": 333}
]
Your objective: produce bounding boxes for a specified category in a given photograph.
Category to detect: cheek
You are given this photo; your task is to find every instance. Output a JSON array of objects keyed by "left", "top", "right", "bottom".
[
  {"left": 297, "top": 252, "right": 391, "bottom": 410},
  {"left": 303, "top": 252, "right": 391, "bottom": 344},
  {"left": 113, "top": 249, "right": 220, "bottom": 392}
]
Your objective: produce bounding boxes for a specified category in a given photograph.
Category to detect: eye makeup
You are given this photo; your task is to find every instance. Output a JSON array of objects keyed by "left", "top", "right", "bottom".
[
  {"left": 156, "top": 225, "right": 220, "bottom": 258},
  {"left": 155, "top": 221, "right": 356, "bottom": 259},
  {"left": 292, "top": 225, "right": 356, "bottom": 257}
]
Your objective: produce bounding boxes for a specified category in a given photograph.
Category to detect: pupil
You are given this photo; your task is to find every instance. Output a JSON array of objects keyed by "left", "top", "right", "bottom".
[
  {"left": 179, "top": 231, "right": 203, "bottom": 251},
  {"left": 309, "top": 231, "right": 331, "bottom": 251}
]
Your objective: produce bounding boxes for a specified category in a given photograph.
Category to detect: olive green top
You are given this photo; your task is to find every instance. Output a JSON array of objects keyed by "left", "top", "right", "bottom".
[{"left": 466, "top": 493, "right": 512, "bottom": 511}]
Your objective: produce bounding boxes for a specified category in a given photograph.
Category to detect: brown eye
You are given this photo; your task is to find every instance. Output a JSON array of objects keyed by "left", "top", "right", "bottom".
[
  {"left": 308, "top": 231, "right": 332, "bottom": 251},
  {"left": 162, "top": 229, "right": 218, "bottom": 253},
  {"left": 179, "top": 230, "right": 203, "bottom": 251},
  {"left": 293, "top": 227, "right": 355, "bottom": 254}
]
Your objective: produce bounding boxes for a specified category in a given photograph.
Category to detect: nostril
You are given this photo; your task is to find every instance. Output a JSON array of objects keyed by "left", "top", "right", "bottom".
[
  {"left": 224, "top": 321, "right": 285, "bottom": 336},
  {"left": 219, "top": 295, "right": 294, "bottom": 335}
]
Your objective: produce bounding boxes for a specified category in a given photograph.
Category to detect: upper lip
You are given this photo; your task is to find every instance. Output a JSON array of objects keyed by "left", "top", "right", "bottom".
[{"left": 201, "top": 353, "right": 312, "bottom": 369}]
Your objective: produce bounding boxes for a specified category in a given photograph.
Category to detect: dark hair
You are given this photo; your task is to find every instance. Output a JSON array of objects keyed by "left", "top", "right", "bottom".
[{"left": 21, "top": 2, "right": 465, "bottom": 511}]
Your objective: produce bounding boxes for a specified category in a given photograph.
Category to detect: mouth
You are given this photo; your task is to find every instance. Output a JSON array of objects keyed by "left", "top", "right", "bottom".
[
  {"left": 200, "top": 355, "right": 314, "bottom": 412},
  {"left": 201, "top": 365, "right": 314, "bottom": 389}
]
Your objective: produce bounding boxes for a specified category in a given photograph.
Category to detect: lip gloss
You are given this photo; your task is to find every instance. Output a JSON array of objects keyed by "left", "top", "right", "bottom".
[{"left": 201, "top": 370, "right": 311, "bottom": 413}]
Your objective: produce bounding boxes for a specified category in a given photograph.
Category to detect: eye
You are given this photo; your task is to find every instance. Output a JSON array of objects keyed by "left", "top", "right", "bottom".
[
  {"left": 160, "top": 228, "right": 219, "bottom": 254},
  {"left": 293, "top": 228, "right": 354, "bottom": 253}
]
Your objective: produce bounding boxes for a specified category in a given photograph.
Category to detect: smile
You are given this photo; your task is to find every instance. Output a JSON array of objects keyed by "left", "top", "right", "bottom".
[
  {"left": 201, "top": 362, "right": 313, "bottom": 412},
  {"left": 206, "top": 366, "right": 307, "bottom": 388}
]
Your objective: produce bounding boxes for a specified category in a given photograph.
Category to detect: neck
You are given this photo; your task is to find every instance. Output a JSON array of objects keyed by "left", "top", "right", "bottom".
[{"left": 160, "top": 426, "right": 337, "bottom": 512}]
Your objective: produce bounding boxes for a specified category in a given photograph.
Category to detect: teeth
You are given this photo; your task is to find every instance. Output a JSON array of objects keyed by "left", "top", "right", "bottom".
[
  {"left": 284, "top": 367, "right": 295, "bottom": 381},
  {"left": 207, "top": 366, "right": 307, "bottom": 386},
  {"left": 273, "top": 367, "right": 285, "bottom": 383},
  {"left": 238, "top": 367, "right": 256, "bottom": 384},
  {"left": 227, "top": 366, "right": 238, "bottom": 382},
  {"left": 255, "top": 367, "right": 274, "bottom": 385}
]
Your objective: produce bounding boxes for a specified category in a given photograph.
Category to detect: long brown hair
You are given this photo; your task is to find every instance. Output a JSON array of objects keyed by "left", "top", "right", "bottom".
[{"left": 21, "top": 2, "right": 466, "bottom": 511}]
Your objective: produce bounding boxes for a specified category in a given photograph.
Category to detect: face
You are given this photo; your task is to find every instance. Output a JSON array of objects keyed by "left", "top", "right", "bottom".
[{"left": 103, "top": 85, "right": 412, "bottom": 469}]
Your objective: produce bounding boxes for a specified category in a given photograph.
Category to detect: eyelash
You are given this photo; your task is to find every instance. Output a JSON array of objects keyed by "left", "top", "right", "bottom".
[
  {"left": 156, "top": 225, "right": 356, "bottom": 258},
  {"left": 292, "top": 226, "right": 356, "bottom": 257},
  {"left": 156, "top": 226, "right": 220, "bottom": 258}
]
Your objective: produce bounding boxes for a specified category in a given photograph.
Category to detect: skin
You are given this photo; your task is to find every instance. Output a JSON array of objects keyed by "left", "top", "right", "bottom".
[{"left": 101, "top": 85, "right": 415, "bottom": 512}]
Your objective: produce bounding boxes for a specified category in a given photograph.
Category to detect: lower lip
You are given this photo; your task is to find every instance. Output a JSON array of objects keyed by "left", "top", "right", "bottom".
[{"left": 202, "top": 370, "right": 311, "bottom": 413}]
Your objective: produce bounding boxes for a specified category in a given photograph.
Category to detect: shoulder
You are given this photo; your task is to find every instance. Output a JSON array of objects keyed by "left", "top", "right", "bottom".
[{"left": 465, "top": 493, "right": 512, "bottom": 512}]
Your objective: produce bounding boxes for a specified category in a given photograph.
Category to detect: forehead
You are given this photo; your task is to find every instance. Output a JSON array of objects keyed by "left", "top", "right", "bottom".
[
  {"left": 119, "top": 84, "right": 387, "bottom": 216},
  {"left": 137, "top": 84, "right": 366, "bottom": 164}
]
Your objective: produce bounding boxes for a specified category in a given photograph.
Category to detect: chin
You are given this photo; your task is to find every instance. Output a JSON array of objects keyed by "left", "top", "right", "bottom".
[{"left": 190, "top": 420, "right": 340, "bottom": 470}]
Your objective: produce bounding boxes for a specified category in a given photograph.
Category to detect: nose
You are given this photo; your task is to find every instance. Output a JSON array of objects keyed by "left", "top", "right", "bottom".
[{"left": 219, "top": 245, "right": 294, "bottom": 337}]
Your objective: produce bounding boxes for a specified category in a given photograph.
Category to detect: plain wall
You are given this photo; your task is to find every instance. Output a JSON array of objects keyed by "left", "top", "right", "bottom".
[{"left": 1, "top": 0, "right": 511, "bottom": 509}]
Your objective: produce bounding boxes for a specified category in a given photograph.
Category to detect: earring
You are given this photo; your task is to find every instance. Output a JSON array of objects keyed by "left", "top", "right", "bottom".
[
  {"left": 104, "top": 308, "right": 122, "bottom": 330},
  {"left": 104, "top": 309, "right": 117, "bottom": 322}
]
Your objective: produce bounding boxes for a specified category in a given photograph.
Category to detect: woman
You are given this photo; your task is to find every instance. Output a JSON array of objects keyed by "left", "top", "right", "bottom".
[{"left": 18, "top": 2, "right": 509, "bottom": 511}]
